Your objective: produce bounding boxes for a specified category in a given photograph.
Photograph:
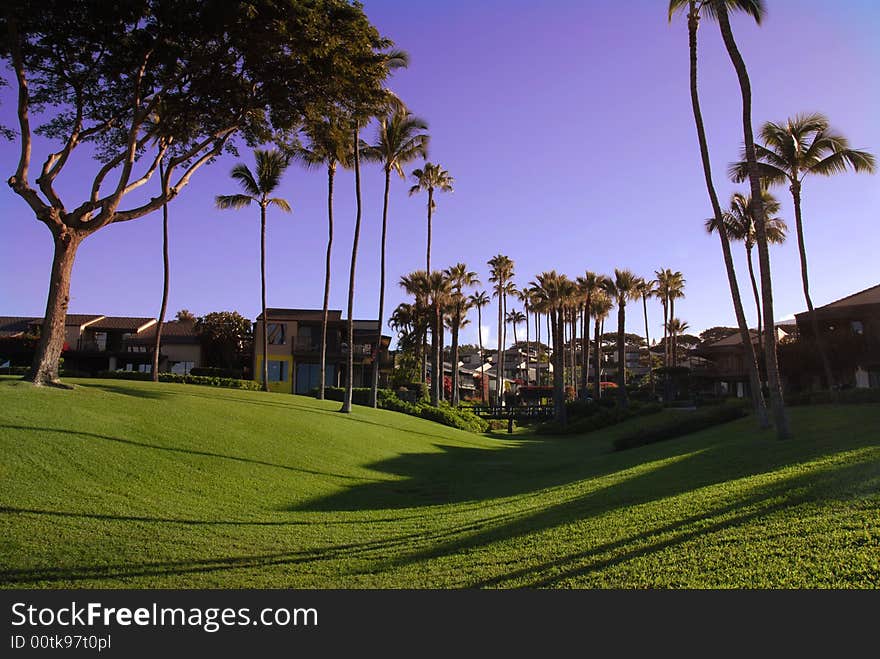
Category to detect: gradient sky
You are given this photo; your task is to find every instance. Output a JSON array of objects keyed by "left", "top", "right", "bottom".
[{"left": 1, "top": 0, "right": 878, "bottom": 350}]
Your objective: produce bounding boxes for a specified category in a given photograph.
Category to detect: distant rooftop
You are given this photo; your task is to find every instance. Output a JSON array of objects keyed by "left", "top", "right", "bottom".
[
  {"left": 87, "top": 317, "right": 157, "bottom": 332},
  {"left": 802, "top": 283, "right": 880, "bottom": 313}
]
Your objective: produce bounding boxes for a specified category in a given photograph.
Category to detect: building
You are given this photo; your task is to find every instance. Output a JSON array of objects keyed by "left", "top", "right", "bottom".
[
  {"left": 127, "top": 320, "right": 202, "bottom": 374},
  {"left": 694, "top": 327, "right": 791, "bottom": 398},
  {"left": 788, "top": 283, "right": 880, "bottom": 390},
  {"left": 253, "top": 308, "right": 392, "bottom": 394}
]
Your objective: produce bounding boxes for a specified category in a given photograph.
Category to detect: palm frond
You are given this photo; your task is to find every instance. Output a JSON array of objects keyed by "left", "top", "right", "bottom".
[
  {"left": 809, "top": 148, "right": 876, "bottom": 177},
  {"left": 268, "top": 197, "right": 292, "bottom": 213},
  {"left": 215, "top": 194, "right": 255, "bottom": 210},
  {"left": 230, "top": 164, "right": 260, "bottom": 197}
]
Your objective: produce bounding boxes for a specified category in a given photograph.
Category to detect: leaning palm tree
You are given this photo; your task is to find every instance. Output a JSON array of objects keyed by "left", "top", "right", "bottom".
[
  {"left": 445, "top": 263, "right": 479, "bottom": 406},
  {"left": 469, "top": 289, "right": 491, "bottom": 403},
  {"left": 216, "top": 149, "right": 292, "bottom": 392},
  {"left": 488, "top": 255, "right": 515, "bottom": 404},
  {"left": 636, "top": 277, "right": 658, "bottom": 396},
  {"left": 710, "top": 0, "right": 790, "bottom": 438},
  {"left": 409, "top": 162, "right": 454, "bottom": 273},
  {"left": 590, "top": 291, "right": 613, "bottom": 400},
  {"left": 292, "top": 115, "right": 352, "bottom": 399},
  {"left": 706, "top": 190, "right": 787, "bottom": 354},
  {"left": 602, "top": 269, "right": 641, "bottom": 408},
  {"left": 731, "top": 113, "right": 875, "bottom": 391},
  {"left": 669, "top": 0, "right": 770, "bottom": 428},
  {"left": 362, "top": 111, "right": 430, "bottom": 407}
]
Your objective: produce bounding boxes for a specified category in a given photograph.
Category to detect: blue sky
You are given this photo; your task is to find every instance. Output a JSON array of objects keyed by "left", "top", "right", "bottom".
[{"left": 1, "top": 1, "right": 878, "bottom": 349}]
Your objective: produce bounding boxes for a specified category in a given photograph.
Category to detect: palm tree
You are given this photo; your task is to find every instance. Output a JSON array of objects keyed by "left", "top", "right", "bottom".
[
  {"left": 706, "top": 190, "right": 787, "bottom": 354},
  {"left": 636, "top": 277, "right": 658, "bottom": 396},
  {"left": 445, "top": 263, "right": 479, "bottom": 406},
  {"left": 602, "top": 269, "right": 641, "bottom": 408},
  {"left": 655, "top": 269, "right": 684, "bottom": 367},
  {"left": 425, "top": 271, "right": 453, "bottom": 406},
  {"left": 666, "top": 317, "right": 690, "bottom": 367},
  {"left": 576, "top": 272, "right": 601, "bottom": 394},
  {"left": 669, "top": 0, "right": 770, "bottom": 428},
  {"left": 517, "top": 287, "right": 533, "bottom": 385},
  {"left": 216, "top": 149, "right": 292, "bottom": 392},
  {"left": 590, "top": 291, "right": 613, "bottom": 400},
  {"left": 506, "top": 309, "right": 526, "bottom": 381},
  {"left": 362, "top": 111, "right": 430, "bottom": 407},
  {"left": 488, "top": 255, "right": 515, "bottom": 404},
  {"left": 409, "top": 162, "right": 454, "bottom": 273},
  {"left": 731, "top": 113, "right": 875, "bottom": 391},
  {"left": 712, "top": 0, "right": 790, "bottom": 438},
  {"left": 469, "top": 290, "right": 491, "bottom": 403},
  {"left": 292, "top": 116, "right": 352, "bottom": 399},
  {"left": 151, "top": 156, "right": 170, "bottom": 383},
  {"left": 531, "top": 271, "right": 574, "bottom": 424}
]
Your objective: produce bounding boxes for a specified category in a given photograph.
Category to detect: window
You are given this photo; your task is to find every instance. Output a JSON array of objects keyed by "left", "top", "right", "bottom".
[
  {"left": 267, "top": 360, "right": 288, "bottom": 382},
  {"left": 851, "top": 320, "right": 864, "bottom": 335},
  {"left": 94, "top": 332, "right": 107, "bottom": 351},
  {"left": 171, "top": 361, "right": 195, "bottom": 375},
  {"left": 267, "top": 323, "right": 286, "bottom": 345},
  {"left": 138, "top": 364, "right": 151, "bottom": 373}
]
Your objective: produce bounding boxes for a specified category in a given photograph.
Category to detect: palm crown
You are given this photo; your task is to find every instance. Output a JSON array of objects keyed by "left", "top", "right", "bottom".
[
  {"left": 363, "top": 111, "right": 430, "bottom": 176},
  {"left": 216, "top": 149, "right": 292, "bottom": 211},
  {"left": 705, "top": 191, "right": 787, "bottom": 247},
  {"left": 409, "top": 162, "right": 454, "bottom": 206}
]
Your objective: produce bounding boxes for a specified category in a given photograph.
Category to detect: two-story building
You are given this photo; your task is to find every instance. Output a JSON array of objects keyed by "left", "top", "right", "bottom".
[{"left": 253, "top": 308, "right": 392, "bottom": 394}]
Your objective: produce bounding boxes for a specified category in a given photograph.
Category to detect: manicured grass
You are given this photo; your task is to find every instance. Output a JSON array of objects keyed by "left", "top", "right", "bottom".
[{"left": 1, "top": 376, "right": 878, "bottom": 588}]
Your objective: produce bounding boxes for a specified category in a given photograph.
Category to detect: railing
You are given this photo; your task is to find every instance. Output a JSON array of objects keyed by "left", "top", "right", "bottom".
[{"left": 471, "top": 405, "right": 555, "bottom": 420}]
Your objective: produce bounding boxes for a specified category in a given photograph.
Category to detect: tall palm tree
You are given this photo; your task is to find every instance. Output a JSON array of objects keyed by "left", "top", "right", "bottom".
[
  {"left": 655, "top": 269, "right": 684, "bottom": 367},
  {"left": 445, "top": 263, "right": 479, "bottom": 406},
  {"left": 636, "top": 277, "right": 658, "bottom": 396},
  {"left": 576, "top": 272, "right": 601, "bottom": 394},
  {"left": 531, "top": 271, "right": 574, "bottom": 424},
  {"left": 667, "top": 272, "right": 685, "bottom": 367},
  {"left": 706, "top": 190, "right": 787, "bottom": 354},
  {"left": 409, "top": 162, "right": 454, "bottom": 273},
  {"left": 292, "top": 115, "right": 352, "bottom": 399},
  {"left": 669, "top": 0, "right": 770, "bottom": 428},
  {"left": 488, "top": 254, "right": 515, "bottom": 404},
  {"left": 517, "top": 287, "right": 533, "bottom": 385},
  {"left": 506, "top": 309, "right": 526, "bottom": 380},
  {"left": 711, "top": 0, "right": 790, "bottom": 438},
  {"left": 425, "top": 271, "right": 453, "bottom": 406},
  {"left": 469, "top": 289, "right": 491, "bottom": 403},
  {"left": 731, "top": 113, "right": 875, "bottom": 391},
  {"left": 602, "top": 269, "right": 641, "bottom": 408},
  {"left": 216, "top": 149, "right": 292, "bottom": 392},
  {"left": 590, "top": 291, "right": 613, "bottom": 400},
  {"left": 362, "top": 111, "right": 430, "bottom": 407},
  {"left": 666, "top": 317, "right": 690, "bottom": 367}
]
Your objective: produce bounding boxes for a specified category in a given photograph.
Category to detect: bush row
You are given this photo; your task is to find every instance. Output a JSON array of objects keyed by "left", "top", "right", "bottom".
[
  {"left": 612, "top": 402, "right": 748, "bottom": 452},
  {"left": 537, "top": 402, "right": 663, "bottom": 436},
  {"left": 96, "top": 370, "right": 262, "bottom": 390},
  {"left": 311, "top": 386, "right": 489, "bottom": 433},
  {"left": 785, "top": 388, "right": 880, "bottom": 406}
]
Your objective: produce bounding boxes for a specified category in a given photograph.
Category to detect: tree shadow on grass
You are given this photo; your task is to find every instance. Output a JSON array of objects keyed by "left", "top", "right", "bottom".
[
  {"left": 77, "top": 382, "right": 170, "bottom": 400},
  {"left": 0, "top": 424, "right": 378, "bottom": 483}
]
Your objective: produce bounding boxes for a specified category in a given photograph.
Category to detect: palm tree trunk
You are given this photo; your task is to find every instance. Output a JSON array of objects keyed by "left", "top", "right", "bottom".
[
  {"left": 371, "top": 167, "right": 392, "bottom": 408},
  {"left": 319, "top": 164, "right": 335, "bottom": 400},
  {"left": 669, "top": 296, "right": 676, "bottom": 369},
  {"left": 512, "top": 320, "right": 519, "bottom": 384},
  {"left": 477, "top": 304, "right": 486, "bottom": 404},
  {"left": 617, "top": 301, "right": 627, "bottom": 408},
  {"left": 580, "top": 302, "right": 589, "bottom": 393},
  {"left": 717, "top": 5, "right": 790, "bottom": 438},
  {"left": 662, "top": 299, "right": 668, "bottom": 368},
  {"left": 342, "top": 124, "right": 362, "bottom": 413},
  {"left": 152, "top": 158, "right": 170, "bottom": 383},
  {"left": 260, "top": 203, "right": 268, "bottom": 392},
  {"left": 791, "top": 180, "right": 835, "bottom": 392},
  {"left": 496, "top": 291, "right": 503, "bottom": 405},
  {"left": 431, "top": 303, "right": 441, "bottom": 406},
  {"left": 593, "top": 317, "right": 601, "bottom": 400},
  {"left": 439, "top": 315, "right": 446, "bottom": 402},
  {"left": 426, "top": 188, "right": 433, "bottom": 272},
  {"left": 685, "top": 1, "right": 766, "bottom": 426},
  {"left": 525, "top": 305, "right": 530, "bottom": 385},
  {"left": 746, "top": 243, "right": 763, "bottom": 357},
  {"left": 642, "top": 293, "right": 654, "bottom": 397},
  {"left": 452, "top": 305, "right": 461, "bottom": 406},
  {"left": 28, "top": 230, "right": 82, "bottom": 386},
  {"left": 551, "top": 309, "right": 566, "bottom": 424}
]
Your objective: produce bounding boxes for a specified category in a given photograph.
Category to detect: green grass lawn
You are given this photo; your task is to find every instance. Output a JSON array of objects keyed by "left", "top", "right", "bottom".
[{"left": 1, "top": 376, "right": 878, "bottom": 588}]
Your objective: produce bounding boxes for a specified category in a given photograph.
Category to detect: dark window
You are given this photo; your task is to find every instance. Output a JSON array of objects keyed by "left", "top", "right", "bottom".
[
  {"left": 851, "top": 320, "right": 864, "bottom": 335},
  {"left": 267, "top": 360, "right": 287, "bottom": 382},
  {"left": 267, "top": 323, "right": 286, "bottom": 345}
]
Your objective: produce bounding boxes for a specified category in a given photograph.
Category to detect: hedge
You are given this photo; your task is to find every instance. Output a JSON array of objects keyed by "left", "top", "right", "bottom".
[
  {"left": 612, "top": 402, "right": 748, "bottom": 452},
  {"left": 785, "top": 388, "right": 880, "bottom": 406},
  {"left": 96, "top": 370, "right": 262, "bottom": 390},
  {"left": 538, "top": 402, "right": 662, "bottom": 436}
]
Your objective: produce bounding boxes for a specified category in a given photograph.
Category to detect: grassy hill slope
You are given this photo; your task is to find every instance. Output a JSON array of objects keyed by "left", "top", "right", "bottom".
[{"left": 1, "top": 377, "right": 878, "bottom": 588}]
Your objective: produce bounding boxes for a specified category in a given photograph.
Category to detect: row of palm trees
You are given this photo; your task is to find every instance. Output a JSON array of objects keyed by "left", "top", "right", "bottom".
[
  {"left": 669, "top": 0, "right": 875, "bottom": 439},
  {"left": 393, "top": 258, "right": 691, "bottom": 424}
]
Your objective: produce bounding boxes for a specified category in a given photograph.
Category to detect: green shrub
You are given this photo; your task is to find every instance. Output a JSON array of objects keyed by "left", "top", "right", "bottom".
[
  {"left": 786, "top": 388, "right": 880, "bottom": 406},
  {"left": 96, "top": 370, "right": 261, "bottom": 391},
  {"left": 538, "top": 402, "right": 662, "bottom": 436},
  {"left": 418, "top": 402, "right": 488, "bottom": 433},
  {"left": 190, "top": 366, "right": 243, "bottom": 379},
  {"left": 613, "top": 402, "right": 748, "bottom": 451}
]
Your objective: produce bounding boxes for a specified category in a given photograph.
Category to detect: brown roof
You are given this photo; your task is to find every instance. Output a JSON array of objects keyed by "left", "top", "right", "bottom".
[
  {"left": 26, "top": 314, "right": 105, "bottom": 328},
  {"left": 128, "top": 321, "right": 198, "bottom": 344},
  {"left": 259, "top": 308, "right": 343, "bottom": 321},
  {"left": 0, "top": 316, "right": 38, "bottom": 337},
  {"left": 87, "top": 316, "right": 157, "bottom": 332},
  {"left": 811, "top": 283, "right": 880, "bottom": 311}
]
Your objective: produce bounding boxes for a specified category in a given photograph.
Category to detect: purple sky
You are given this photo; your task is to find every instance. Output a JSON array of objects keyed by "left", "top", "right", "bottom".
[{"left": 2, "top": 1, "right": 878, "bottom": 350}]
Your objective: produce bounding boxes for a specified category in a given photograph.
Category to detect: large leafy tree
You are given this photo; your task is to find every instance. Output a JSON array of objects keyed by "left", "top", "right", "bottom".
[
  {"left": 706, "top": 190, "right": 787, "bottom": 355},
  {"left": 409, "top": 162, "right": 454, "bottom": 273},
  {"left": 195, "top": 311, "right": 253, "bottom": 373},
  {"left": 292, "top": 113, "right": 352, "bottom": 400},
  {"left": 668, "top": 0, "right": 769, "bottom": 428},
  {"left": 362, "top": 110, "right": 430, "bottom": 407},
  {"left": 1, "top": 0, "right": 393, "bottom": 387},
  {"left": 730, "top": 113, "right": 875, "bottom": 391},
  {"left": 711, "top": 0, "right": 790, "bottom": 437},
  {"left": 445, "top": 263, "right": 479, "bottom": 406},
  {"left": 216, "top": 149, "right": 292, "bottom": 391}
]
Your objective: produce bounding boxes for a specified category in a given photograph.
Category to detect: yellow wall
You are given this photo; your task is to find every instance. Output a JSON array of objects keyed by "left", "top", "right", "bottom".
[{"left": 254, "top": 354, "right": 294, "bottom": 393}]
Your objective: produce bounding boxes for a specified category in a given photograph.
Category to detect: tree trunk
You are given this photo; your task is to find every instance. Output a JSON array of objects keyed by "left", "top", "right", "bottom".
[
  {"left": 686, "top": 1, "right": 767, "bottom": 427},
  {"left": 260, "top": 203, "right": 269, "bottom": 392},
  {"left": 669, "top": 296, "right": 676, "bottom": 368},
  {"left": 439, "top": 315, "right": 446, "bottom": 402},
  {"left": 477, "top": 304, "right": 486, "bottom": 404},
  {"left": 371, "top": 167, "right": 392, "bottom": 408},
  {"left": 593, "top": 318, "right": 602, "bottom": 400},
  {"left": 643, "top": 293, "right": 654, "bottom": 397},
  {"left": 426, "top": 188, "right": 433, "bottom": 273},
  {"left": 496, "top": 291, "right": 503, "bottom": 405},
  {"left": 451, "top": 305, "right": 461, "bottom": 406},
  {"left": 551, "top": 309, "right": 566, "bottom": 424},
  {"left": 580, "top": 301, "right": 590, "bottom": 393},
  {"left": 431, "top": 303, "right": 440, "bottom": 406},
  {"left": 342, "top": 124, "right": 362, "bottom": 413},
  {"left": 717, "top": 6, "right": 790, "bottom": 438},
  {"left": 29, "top": 229, "right": 82, "bottom": 386},
  {"left": 524, "top": 304, "right": 530, "bottom": 385},
  {"left": 746, "top": 243, "right": 763, "bottom": 357},
  {"left": 791, "top": 180, "right": 835, "bottom": 392},
  {"left": 319, "top": 164, "right": 335, "bottom": 400},
  {"left": 662, "top": 299, "right": 669, "bottom": 368},
  {"left": 152, "top": 158, "right": 170, "bottom": 383},
  {"left": 511, "top": 319, "right": 519, "bottom": 384},
  {"left": 617, "top": 301, "right": 628, "bottom": 408}
]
